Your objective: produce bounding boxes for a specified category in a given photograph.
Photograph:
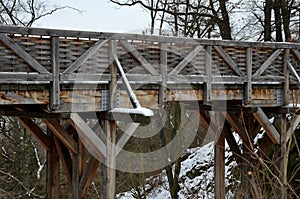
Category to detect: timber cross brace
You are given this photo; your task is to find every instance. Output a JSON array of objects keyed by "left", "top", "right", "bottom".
[{"left": 0, "top": 25, "right": 300, "bottom": 198}]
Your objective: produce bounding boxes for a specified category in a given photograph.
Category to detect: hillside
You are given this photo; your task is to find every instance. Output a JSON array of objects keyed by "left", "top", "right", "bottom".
[{"left": 117, "top": 141, "right": 238, "bottom": 199}]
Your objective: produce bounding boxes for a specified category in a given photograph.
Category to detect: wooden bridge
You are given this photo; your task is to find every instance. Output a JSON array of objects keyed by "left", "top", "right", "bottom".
[{"left": 0, "top": 25, "right": 300, "bottom": 198}]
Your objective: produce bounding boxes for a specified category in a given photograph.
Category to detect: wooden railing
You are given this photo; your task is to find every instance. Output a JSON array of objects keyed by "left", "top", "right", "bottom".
[{"left": 0, "top": 25, "right": 300, "bottom": 110}]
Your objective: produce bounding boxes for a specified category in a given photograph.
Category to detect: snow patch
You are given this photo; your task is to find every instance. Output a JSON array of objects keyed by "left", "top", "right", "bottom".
[
  {"left": 117, "top": 141, "right": 238, "bottom": 199},
  {"left": 109, "top": 107, "right": 154, "bottom": 117}
]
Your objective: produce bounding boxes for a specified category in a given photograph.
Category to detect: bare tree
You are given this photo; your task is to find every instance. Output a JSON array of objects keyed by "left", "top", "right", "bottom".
[
  {"left": 0, "top": 0, "right": 77, "bottom": 27},
  {"left": 0, "top": 1, "right": 77, "bottom": 197}
]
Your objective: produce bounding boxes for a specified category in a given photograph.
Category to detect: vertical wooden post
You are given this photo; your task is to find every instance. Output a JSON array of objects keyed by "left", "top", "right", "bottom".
[
  {"left": 106, "top": 39, "right": 118, "bottom": 199},
  {"left": 106, "top": 120, "right": 116, "bottom": 199},
  {"left": 46, "top": 129, "right": 60, "bottom": 199},
  {"left": 283, "top": 49, "right": 290, "bottom": 105},
  {"left": 98, "top": 120, "right": 107, "bottom": 198},
  {"left": 159, "top": 42, "right": 167, "bottom": 106},
  {"left": 50, "top": 36, "right": 60, "bottom": 110},
  {"left": 214, "top": 112, "right": 225, "bottom": 199},
  {"left": 72, "top": 134, "right": 80, "bottom": 199},
  {"left": 204, "top": 46, "right": 212, "bottom": 105},
  {"left": 280, "top": 114, "right": 287, "bottom": 199},
  {"left": 245, "top": 48, "right": 252, "bottom": 105}
]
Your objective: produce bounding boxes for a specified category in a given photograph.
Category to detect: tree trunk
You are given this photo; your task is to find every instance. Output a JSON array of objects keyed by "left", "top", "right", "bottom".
[
  {"left": 280, "top": 0, "right": 291, "bottom": 41},
  {"left": 264, "top": 0, "right": 273, "bottom": 41},
  {"left": 218, "top": 0, "right": 232, "bottom": 40},
  {"left": 274, "top": 0, "right": 283, "bottom": 42}
]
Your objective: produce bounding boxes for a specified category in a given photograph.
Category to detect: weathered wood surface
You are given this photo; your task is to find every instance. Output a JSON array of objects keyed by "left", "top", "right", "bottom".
[{"left": 0, "top": 25, "right": 300, "bottom": 112}]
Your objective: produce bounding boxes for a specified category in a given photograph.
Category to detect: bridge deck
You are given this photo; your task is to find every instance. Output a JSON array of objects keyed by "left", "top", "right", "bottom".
[{"left": 0, "top": 25, "right": 300, "bottom": 112}]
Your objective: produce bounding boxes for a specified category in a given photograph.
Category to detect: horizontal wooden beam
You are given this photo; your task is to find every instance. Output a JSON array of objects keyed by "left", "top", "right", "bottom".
[
  {"left": 253, "top": 107, "right": 280, "bottom": 144},
  {"left": 0, "top": 106, "right": 70, "bottom": 118},
  {"left": 0, "top": 25, "right": 114, "bottom": 38},
  {"left": 1, "top": 25, "right": 300, "bottom": 48},
  {"left": 0, "top": 73, "right": 52, "bottom": 83}
]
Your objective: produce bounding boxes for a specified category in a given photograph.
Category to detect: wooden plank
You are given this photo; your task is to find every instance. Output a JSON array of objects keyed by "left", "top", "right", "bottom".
[
  {"left": 287, "top": 61, "right": 300, "bottom": 84},
  {"left": 0, "top": 73, "right": 52, "bottom": 82},
  {"left": 1, "top": 25, "right": 300, "bottom": 49},
  {"left": 53, "top": 137, "right": 72, "bottom": 184},
  {"left": 69, "top": 113, "right": 106, "bottom": 161},
  {"left": 0, "top": 33, "right": 50, "bottom": 74},
  {"left": 0, "top": 25, "right": 115, "bottom": 38},
  {"left": 43, "top": 119, "right": 78, "bottom": 154},
  {"left": 105, "top": 120, "right": 117, "bottom": 199},
  {"left": 61, "top": 73, "right": 162, "bottom": 82},
  {"left": 213, "top": 46, "right": 244, "bottom": 76},
  {"left": 110, "top": 40, "right": 118, "bottom": 109},
  {"left": 291, "top": 49, "right": 300, "bottom": 63},
  {"left": 72, "top": 138, "right": 80, "bottom": 199},
  {"left": 0, "top": 107, "right": 70, "bottom": 119},
  {"left": 279, "top": 114, "right": 288, "bottom": 199},
  {"left": 169, "top": 45, "right": 203, "bottom": 75},
  {"left": 252, "top": 107, "right": 280, "bottom": 144},
  {"left": 252, "top": 49, "right": 284, "bottom": 77},
  {"left": 283, "top": 50, "right": 290, "bottom": 105},
  {"left": 197, "top": 111, "right": 217, "bottom": 138},
  {"left": 214, "top": 113, "right": 225, "bottom": 199},
  {"left": 63, "top": 39, "right": 109, "bottom": 74},
  {"left": 16, "top": 116, "right": 51, "bottom": 151},
  {"left": 245, "top": 48, "right": 252, "bottom": 104},
  {"left": 108, "top": 42, "right": 117, "bottom": 199},
  {"left": 159, "top": 42, "right": 168, "bottom": 105},
  {"left": 204, "top": 46, "right": 212, "bottom": 104},
  {"left": 119, "top": 40, "right": 159, "bottom": 75},
  {"left": 80, "top": 157, "right": 100, "bottom": 198},
  {"left": 46, "top": 130, "right": 60, "bottom": 199},
  {"left": 222, "top": 112, "right": 248, "bottom": 142},
  {"left": 50, "top": 36, "right": 60, "bottom": 109},
  {"left": 223, "top": 125, "right": 243, "bottom": 166}
]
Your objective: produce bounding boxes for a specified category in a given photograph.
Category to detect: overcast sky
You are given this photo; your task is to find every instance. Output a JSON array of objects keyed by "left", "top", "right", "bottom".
[{"left": 36, "top": 0, "right": 149, "bottom": 33}]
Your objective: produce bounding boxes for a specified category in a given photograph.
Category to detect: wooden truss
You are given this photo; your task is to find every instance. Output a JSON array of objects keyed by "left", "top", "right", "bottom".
[{"left": 0, "top": 25, "right": 300, "bottom": 198}]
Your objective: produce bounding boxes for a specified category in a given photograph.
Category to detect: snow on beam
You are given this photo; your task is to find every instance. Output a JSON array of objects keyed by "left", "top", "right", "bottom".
[
  {"left": 109, "top": 107, "right": 154, "bottom": 117},
  {"left": 253, "top": 108, "right": 280, "bottom": 144}
]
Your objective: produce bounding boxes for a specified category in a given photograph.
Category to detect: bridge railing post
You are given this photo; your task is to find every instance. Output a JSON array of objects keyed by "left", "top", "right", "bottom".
[{"left": 50, "top": 36, "right": 60, "bottom": 110}]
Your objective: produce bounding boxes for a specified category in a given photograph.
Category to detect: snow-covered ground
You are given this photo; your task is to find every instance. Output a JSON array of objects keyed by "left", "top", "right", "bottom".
[{"left": 117, "top": 141, "right": 238, "bottom": 199}]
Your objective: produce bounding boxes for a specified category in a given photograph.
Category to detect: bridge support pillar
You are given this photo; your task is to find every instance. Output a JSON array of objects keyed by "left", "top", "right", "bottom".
[
  {"left": 214, "top": 113, "right": 225, "bottom": 199},
  {"left": 46, "top": 129, "right": 60, "bottom": 199},
  {"left": 196, "top": 106, "right": 300, "bottom": 198}
]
